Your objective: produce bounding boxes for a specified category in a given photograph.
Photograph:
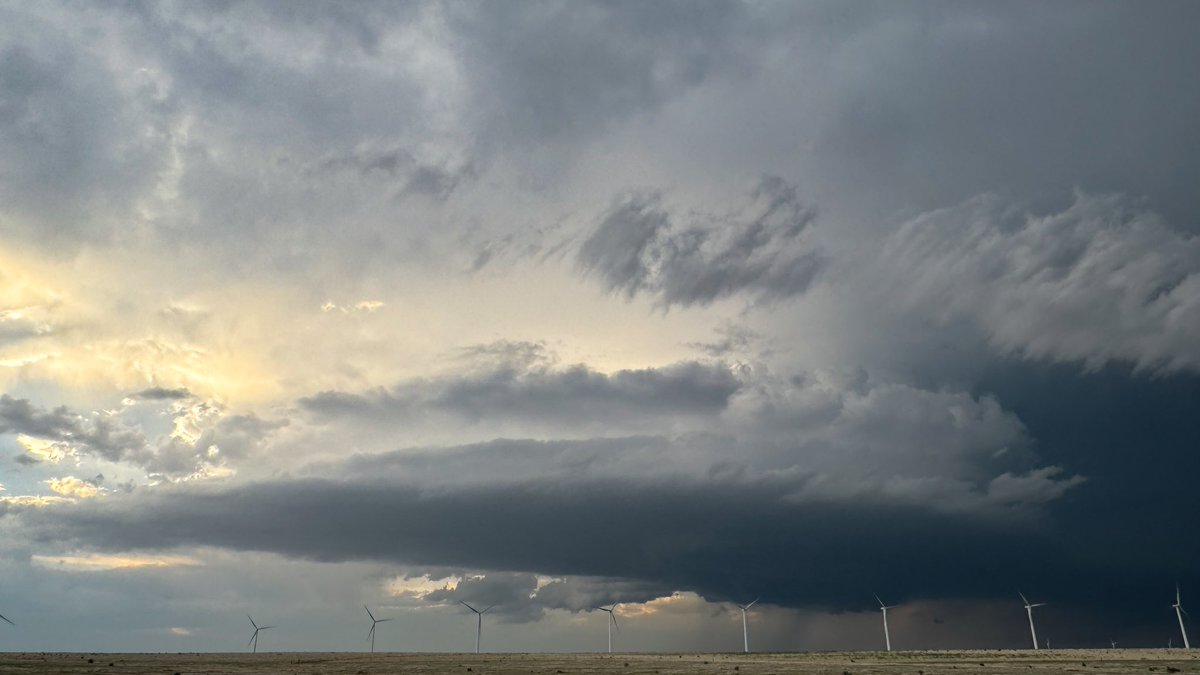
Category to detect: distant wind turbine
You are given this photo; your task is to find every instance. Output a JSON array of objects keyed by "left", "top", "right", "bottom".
[
  {"left": 364, "top": 605, "right": 392, "bottom": 653},
  {"left": 460, "top": 601, "right": 494, "bottom": 654},
  {"left": 735, "top": 600, "right": 758, "bottom": 653},
  {"left": 875, "top": 595, "right": 897, "bottom": 651},
  {"left": 1110, "top": 639, "right": 1119, "bottom": 649},
  {"left": 1172, "top": 583, "right": 1191, "bottom": 649},
  {"left": 1018, "top": 591, "right": 1046, "bottom": 650},
  {"left": 246, "top": 615, "right": 274, "bottom": 654},
  {"left": 594, "top": 604, "right": 620, "bottom": 653}
]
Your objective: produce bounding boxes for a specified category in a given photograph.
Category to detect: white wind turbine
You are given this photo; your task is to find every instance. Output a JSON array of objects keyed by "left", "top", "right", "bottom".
[
  {"left": 1110, "top": 639, "right": 1119, "bottom": 649},
  {"left": 875, "top": 595, "right": 897, "bottom": 651},
  {"left": 460, "top": 601, "right": 494, "bottom": 654},
  {"left": 246, "top": 615, "right": 274, "bottom": 654},
  {"left": 1018, "top": 591, "right": 1046, "bottom": 650},
  {"left": 594, "top": 604, "right": 620, "bottom": 653},
  {"left": 1172, "top": 583, "right": 1191, "bottom": 649},
  {"left": 735, "top": 600, "right": 758, "bottom": 653},
  {"left": 364, "top": 605, "right": 392, "bottom": 653}
]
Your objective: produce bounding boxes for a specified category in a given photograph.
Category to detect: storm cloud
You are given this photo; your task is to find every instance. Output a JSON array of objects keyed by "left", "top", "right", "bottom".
[{"left": 2, "top": 0, "right": 1199, "bottom": 653}]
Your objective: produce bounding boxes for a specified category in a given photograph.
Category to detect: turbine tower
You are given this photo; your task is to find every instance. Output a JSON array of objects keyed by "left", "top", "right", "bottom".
[
  {"left": 364, "top": 605, "right": 392, "bottom": 653},
  {"left": 875, "top": 595, "right": 897, "bottom": 651},
  {"left": 735, "top": 600, "right": 758, "bottom": 653},
  {"left": 1018, "top": 591, "right": 1046, "bottom": 650},
  {"left": 594, "top": 604, "right": 620, "bottom": 653},
  {"left": 460, "top": 601, "right": 494, "bottom": 654},
  {"left": 246, "top": 615, "right": 274, "bottom": 654},
  {"left": 1173, "top": 583, "right": 1191, "bottom": 649}
]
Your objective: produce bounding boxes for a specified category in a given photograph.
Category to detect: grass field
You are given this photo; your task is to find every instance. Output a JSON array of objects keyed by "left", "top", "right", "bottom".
[{"left": 1, "top": 650, "right": 1198, "bottom": 675}]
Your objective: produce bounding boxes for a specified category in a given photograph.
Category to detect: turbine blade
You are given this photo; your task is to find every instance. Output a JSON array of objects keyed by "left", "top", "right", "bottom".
[
  {"left": 378, "top": 618, "right": 393, "bottom": 623},
  {"left": 368, "top": 624, "right": 375, "bottom": 642},
  {"left": 0, "top": 613, "right": 14, "bottom": 626},
  {"left": 1017, "top": 591, "right": 1029, "bottom": 605},
  {"left": 460, "top": 601, "right": 478, "bottom": 613},
  {"left": 365, "top": 605, "right": 375, "bottom": 622},
  {"left": 611, "top": 612, "right": 620, "bottom": 633},
  {"left": 482, "top": 605, "right": 495, "bottom": 614},
  {"left": 747, "top": 599, "right": 759, "bottom": 609},
  {"left": 248, "top": 631, "right": 258, "bottom": 647},
  {"left": 261, "top": 626, "right": 275, "bottom": 630},
  {"left": 248, "top": 615, "right": 258, "bottom": 629},
  {"left": 1177, "top": 583, "right": 1182, "bottom": 605},
  {"left": 874, "top": 594, "right": 884, "bottom": 608},
  {"left": 1031, "top": 603, "right": 1047, "bottom": 608}
]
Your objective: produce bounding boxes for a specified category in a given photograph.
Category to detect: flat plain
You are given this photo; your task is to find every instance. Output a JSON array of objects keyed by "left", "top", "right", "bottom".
[{"left": 1, "top": 650, "right": 1199, "bottom": 675}]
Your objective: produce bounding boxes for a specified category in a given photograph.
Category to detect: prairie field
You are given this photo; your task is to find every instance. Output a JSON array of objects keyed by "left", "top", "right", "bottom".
[{"left": 1, "top": 650, "right": 1198, "bottom": 675}]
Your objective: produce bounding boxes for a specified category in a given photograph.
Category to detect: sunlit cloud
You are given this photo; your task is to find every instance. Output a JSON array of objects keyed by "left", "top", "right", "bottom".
[
  {"left": 30, "top": 553, "right": 202, "bottom": 572},
  {"left": 387, "top": 574, "right": 462, "bottom": 599},
  {"left": 18, "top": 434, "right": 75, "bottom": 464},
  {"left": 45, "top": 475, "right": 105, "bottom": 499}
]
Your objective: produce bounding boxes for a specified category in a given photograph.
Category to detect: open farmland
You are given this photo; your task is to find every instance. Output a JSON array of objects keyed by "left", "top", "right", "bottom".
[{"left": 1, "top": 650, "right": 1198, "bottom": 675}]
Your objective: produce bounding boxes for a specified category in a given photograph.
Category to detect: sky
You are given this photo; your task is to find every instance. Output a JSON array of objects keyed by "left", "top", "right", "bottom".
[{"left": 1, "top": 0, "right": 1199, "bottom": 654}]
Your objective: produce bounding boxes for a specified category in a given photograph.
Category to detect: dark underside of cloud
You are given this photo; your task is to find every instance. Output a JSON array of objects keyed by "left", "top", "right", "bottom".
[
  {"left": 298, "top": 358, "right": 740, "bottom": 427},
  {"left": 17, "top": 462, "right": 1195, "bottom": 626}
]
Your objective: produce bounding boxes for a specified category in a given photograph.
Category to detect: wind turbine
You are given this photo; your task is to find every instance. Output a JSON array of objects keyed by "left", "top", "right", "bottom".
[
  {"left": 875, "top": 595, "right": 897, "bottom": 651},
  {"left": 364, "top": 605, "right": 392, "bottom": 653},
  {"left": 1110, "top": 639, "right": 1119, "bottom": 649},
  {"left": 460, "top": 601, "right": 493, "bottom": 654},
  {"left": 594, "top": 604, "right": 620, "bottom": 653},
  {"left": 1018, "top": 591, "right": 1046, "bottom": 650},
  {"left": 735, "top": 600, "right": 758, "bottom": 653},
  {"left": 246, "top": 615, "right": 274, "bottom": 654},
  {"left": 1172, "top": 583, "right": 1191, "bottom": 649}
]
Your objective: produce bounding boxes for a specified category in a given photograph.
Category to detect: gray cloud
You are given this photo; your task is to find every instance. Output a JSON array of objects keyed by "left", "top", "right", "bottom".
[
  {"left": 0, "top": 394, "right": 283, "bottom": 480},
  {"left": 299, "top": 357, "right": 741, "bottom": 430},
  {"left": 446, "top": 1, "right": 771, "bottom": 145},
  {"left": 880, "top": 191, "right": 1200, "bottom": 374},
  {"left": 578, "top": 177, "right": 823, "bottom": 308},
  {"left": 126, "top": 387, "right": 193, "bottom": 402},
  {"left": 0, "top": 394, "right": 79, "bottom": 440}
]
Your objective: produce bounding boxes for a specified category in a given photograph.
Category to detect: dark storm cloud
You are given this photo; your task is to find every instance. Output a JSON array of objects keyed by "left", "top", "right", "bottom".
[
  {"left": 299, "top": 359, "right": 740, "bottom": 426},
  {"left": 578, "top": 177, "right": 823, "bottom": 307},
  {"left": 880, "top": 192, "right": 1200, "bottom": 374},
  {"left": 16, "top": 470, "right": 1187, "bottom": 623}
]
